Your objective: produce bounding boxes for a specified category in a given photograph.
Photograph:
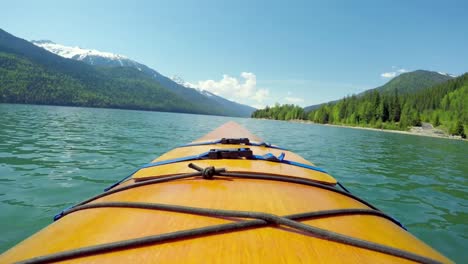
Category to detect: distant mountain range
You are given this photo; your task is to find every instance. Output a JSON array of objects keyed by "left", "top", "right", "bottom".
[
  {"left": 304, "top": 70, "right": 455, "bottom": 112},
  {"left": 32, "top": 40, "right": 256, "bottom": 117},
  {"left": 1, "top": 28, "right": 460, "bottom": 119},
  {"left": 0, "top": 29, "right": 254, "bottom": 117}
]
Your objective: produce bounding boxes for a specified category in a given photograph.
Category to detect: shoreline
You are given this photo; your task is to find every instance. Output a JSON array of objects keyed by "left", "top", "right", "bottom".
[{"left": 286, "top": 119, "right": 467, "bottom": 141}]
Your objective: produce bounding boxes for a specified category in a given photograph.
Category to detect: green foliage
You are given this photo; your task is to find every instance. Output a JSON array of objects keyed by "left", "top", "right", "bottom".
[
  {"left": 251, "top": 104, "right": 304, "bottom": 121},
  {"left": 450, "top": 120, "right": 466, "bottom": 138},
  {"left": 433, "top": 114, "right": 441, "bottom": 127}
]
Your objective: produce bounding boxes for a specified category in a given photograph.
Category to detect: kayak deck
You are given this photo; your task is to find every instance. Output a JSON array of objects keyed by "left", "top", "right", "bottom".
[
  {"left": 133, "top": 144, "right": 336, "bottom": 184},
  {"left": 0, "top": 122, "right": 452, "bottom": 263}
]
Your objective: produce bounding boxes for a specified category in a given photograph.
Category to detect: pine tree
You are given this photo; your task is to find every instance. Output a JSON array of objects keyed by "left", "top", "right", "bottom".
[
  {"left": 452, "top": 120, "right": 466, "bottom": 138},
  {"left": 434, "top": 115, "right": 441, "bottom": 127},
  {"left": 392, "top": 89, "right": 401, "bottom": 122}
]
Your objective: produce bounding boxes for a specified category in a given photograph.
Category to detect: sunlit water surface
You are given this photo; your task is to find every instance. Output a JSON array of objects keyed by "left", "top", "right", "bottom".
[{"left": 0, "top": 104, "right": 466, "bottom": 262}]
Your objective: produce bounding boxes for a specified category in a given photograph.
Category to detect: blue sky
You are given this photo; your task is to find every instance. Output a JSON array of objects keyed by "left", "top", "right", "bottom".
[{"left": 2, "top": 0, "right": 467, "bottom": 108}]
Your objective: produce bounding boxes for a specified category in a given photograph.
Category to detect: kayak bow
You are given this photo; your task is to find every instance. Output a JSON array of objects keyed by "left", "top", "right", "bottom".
[{"left": 0, "top": 122, "right": 452, "bottom": 264}]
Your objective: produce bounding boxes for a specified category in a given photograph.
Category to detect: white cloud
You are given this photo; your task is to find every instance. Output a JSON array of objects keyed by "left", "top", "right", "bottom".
[
  {"left": 252, "top": 104, "right": 266, "bottom": 109},
  {"left": 285, "top": 97, "right": 304, "bottom": 103},
  {"left": 253, "top": 89, "right": 269, "bottom": 102},
  {"left": 381, "top": 72, "right": 397, "bottom": 78},
  {"left": 381, "top": 68, "right": 407, "bottom": 78},
  {"left": 187, "top": 72, "right": 270, "bottom": 106}
]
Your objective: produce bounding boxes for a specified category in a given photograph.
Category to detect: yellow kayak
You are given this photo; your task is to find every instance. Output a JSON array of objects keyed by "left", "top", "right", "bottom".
[{"left": 0, "top": 122, "right": 452, "bottom": 263}]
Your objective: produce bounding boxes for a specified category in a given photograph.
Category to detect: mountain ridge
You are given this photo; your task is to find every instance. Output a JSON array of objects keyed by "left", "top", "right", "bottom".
[
  {"left": 31, "top": 39, "right": 255, "bottom": 117},
  {"left": 370, "top": 70, "right": 454, "bottom": 94}
]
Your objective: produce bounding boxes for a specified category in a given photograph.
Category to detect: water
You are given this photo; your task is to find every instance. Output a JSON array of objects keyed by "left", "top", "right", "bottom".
[{"left": 0, "top": 104, "right": 466, "bottom": 262}]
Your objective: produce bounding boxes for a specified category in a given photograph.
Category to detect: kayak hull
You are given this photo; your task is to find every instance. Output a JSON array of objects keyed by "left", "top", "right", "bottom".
[{"left": 0, "top": 122, "right": 452, "bottom": 263}]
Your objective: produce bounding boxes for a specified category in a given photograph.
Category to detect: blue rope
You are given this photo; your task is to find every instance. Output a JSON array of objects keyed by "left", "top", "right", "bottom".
[
  {"left": 103, "top": 136, "right": 319, "bottom": 192},
  {"left": 141, "top": 152, "right": 210, "bottom": 168},
  {"left": 261, "top": 158, "right": 328, "bottom": 174},
  {"left": 103, "top": 149, "right": 328, "bottom": 192},
  {"left": 141, "top": 150, "right": 328, "bottom": 174},
  {"left": 103, "top": 168, "right": 141, "bottom": 192}
]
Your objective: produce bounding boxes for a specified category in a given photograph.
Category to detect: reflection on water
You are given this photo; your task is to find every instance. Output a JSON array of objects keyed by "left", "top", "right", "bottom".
[{"left": 0, "top": 104, "right": 466, "bottom": 262}]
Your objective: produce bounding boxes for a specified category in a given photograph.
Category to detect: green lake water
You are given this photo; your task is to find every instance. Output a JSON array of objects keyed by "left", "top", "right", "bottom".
[{"left": 0, "top": 104, "right": 467, "bottom": 262}]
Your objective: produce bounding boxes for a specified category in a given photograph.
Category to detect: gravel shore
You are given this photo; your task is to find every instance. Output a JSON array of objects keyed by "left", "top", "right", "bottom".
[{"left": 289, "top": 120, "right": 466, "bottom": 141}]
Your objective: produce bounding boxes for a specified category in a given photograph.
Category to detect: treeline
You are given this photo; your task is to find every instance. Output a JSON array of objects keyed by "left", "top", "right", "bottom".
[
  {"left": 309, "top": 89, "right": 411, "bottom": 129},
  {"left": 252, "top": 74, "right": 468, "bottom": 138},
  {"left": 251, "top": 104, "right": 305, "bottom": 120}
]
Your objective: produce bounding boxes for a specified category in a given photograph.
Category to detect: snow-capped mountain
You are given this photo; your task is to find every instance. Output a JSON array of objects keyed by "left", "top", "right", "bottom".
[
  {"left": 32, "top": 40, "right": 144, "bottom": 69},
  {"left": 32, "top": 40, "right": 126, "bottom": 60},
  {"left": 170, "top": 75, "right": 215, "bottom": 97},
  {"left": 31, "top": 40, "right": 255, "bottom": 116},
  {"left": 33, "top": 40, "right": 203, "bottom": 96}
]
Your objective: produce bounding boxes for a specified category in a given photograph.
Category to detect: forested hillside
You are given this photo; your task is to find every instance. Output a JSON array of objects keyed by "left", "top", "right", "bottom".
[
  {"left": 0, "top": 52, "right": 204, "bottom": 113},
  {"left": 252, "top": 73, "right": 468, "bottom": 138},
  {"left": 372, "top": 70, "right": 453, "bottom": 94},
  {"left": 0, "top": 29, "right": 254, "bottom": 117},
  {"left": 31, "top": 40, "right": 255, "bottom": 117}
]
